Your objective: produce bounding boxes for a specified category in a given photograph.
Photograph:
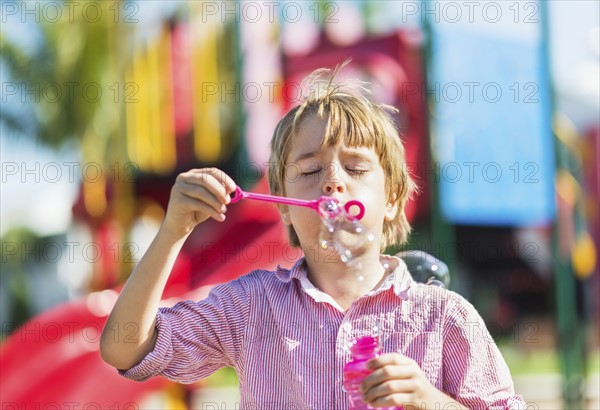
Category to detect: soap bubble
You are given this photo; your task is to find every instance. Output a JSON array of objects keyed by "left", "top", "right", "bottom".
[{"left": 317, "top": 197, "right": 375, "bottom": 281}]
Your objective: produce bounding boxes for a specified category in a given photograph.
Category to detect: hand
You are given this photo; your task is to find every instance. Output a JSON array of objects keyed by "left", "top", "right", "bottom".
[
  {"left": 361, "top": 353, "right": 465, "bottom": 409},
  {"left": 161, "top": 168, "right": 236, "bottom": 238}
]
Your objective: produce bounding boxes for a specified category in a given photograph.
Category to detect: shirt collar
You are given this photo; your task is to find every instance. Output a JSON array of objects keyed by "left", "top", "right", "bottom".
[
  {"left": 374, "top": 254, "right": 414, "bottom": 300},
  {"left": 275, "top": 257, "right": 307, "bottom": 283},
  {"left": 275, "top": 255, "right": 414, "bottom": 301}
]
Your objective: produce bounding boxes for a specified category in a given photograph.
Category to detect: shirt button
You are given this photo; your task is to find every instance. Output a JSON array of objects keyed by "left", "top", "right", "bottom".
[{"left": 343, "top": 322, "right": 352, "bottom": 331}]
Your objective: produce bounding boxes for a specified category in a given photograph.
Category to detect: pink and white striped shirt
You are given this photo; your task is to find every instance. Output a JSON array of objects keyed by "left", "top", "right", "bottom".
[{"left": 120, "top": 255, "right": 526, "bottom": 409}]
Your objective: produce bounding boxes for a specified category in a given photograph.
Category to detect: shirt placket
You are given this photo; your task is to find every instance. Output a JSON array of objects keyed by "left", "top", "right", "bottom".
[{"left": 334, "top": 300, "right": 375, "bottom": 409}]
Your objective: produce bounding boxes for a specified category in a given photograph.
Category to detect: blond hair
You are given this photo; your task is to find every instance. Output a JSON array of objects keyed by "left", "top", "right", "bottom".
[{"left": 268, "top": 62, "right": 417, "bottom": 250}]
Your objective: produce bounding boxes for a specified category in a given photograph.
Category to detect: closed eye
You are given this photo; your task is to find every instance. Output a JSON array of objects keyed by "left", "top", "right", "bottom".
[
  {"left": 346, "top": 168, "right": 367, "bottom": 176},
  {"left": 301, "top": 168, "right": 321, "bottom": 176}
]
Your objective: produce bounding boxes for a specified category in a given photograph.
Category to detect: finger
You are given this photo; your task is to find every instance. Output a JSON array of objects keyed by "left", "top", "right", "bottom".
[
  {"left": 370, "top": 392, "right": 412, "bottom": 409},
  {"left": 362, "top": 365, "right": 415, "bottom": 393},
  {"left": 179, "top": 195, "right": 225, "bottom": 222},
  {"left": 179, "top": 182, "right": 227, "bottom": 214},
  {"left": 216, "top": 171, "right": 237, "bottom": 195},
  {"left": 367, "top": 353, "right": 413, "bottom": 370},
  {"left": 193, "top": 168, "right": 237, "bottom": 198},
  {"left": 179, "top": 171, "right": 231, "bottom": 206},
  {"left": 363, "top": 379, "right": 413, "bottom": 404}
]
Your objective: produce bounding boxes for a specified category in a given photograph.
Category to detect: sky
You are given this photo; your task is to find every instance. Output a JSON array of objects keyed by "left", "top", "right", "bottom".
[{"left": 0, "top": 0, "right": 598, "bottom": 237}]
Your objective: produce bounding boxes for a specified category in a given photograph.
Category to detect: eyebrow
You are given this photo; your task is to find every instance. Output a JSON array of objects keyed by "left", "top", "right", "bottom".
[
  {"left": 344, "top": 150, "right": 375, "bottom": 162},
  {"left": 292, "top": 151, "right": 319, "bottom": 163},
  {"left": 291, "top": 148, "right": 376, "bottom": 164}
]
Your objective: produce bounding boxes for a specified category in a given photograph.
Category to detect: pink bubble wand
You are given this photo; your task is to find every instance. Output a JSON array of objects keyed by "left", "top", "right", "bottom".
[{"left": 229, "top": 186, "right": 365, "bottom": 221}]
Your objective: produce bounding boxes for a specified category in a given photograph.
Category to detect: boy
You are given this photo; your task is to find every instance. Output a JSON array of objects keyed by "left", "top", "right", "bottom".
[{"left": 101, "top": 65, "right": 526, "bottom": 409}]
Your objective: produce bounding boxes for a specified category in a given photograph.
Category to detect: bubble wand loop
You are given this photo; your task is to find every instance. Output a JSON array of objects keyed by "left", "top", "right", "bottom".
[{"left": 229, "top": 186, "right": 365, "bottom": 221}]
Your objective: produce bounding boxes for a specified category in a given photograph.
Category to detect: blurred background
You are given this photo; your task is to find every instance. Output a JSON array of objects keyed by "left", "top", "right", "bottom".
[{"left": 0, "top": 0, "right": 598, "bottom": 409}]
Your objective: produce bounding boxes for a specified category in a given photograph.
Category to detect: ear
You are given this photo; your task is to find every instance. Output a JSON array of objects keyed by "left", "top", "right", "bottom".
[{"left": 384, "top": 193, "right": 399, "bottom": 222}]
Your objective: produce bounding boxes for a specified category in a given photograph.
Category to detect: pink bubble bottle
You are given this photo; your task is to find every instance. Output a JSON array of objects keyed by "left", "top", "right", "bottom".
[{"left": 342, "top": 335, "right": 401, "bottom": 410}]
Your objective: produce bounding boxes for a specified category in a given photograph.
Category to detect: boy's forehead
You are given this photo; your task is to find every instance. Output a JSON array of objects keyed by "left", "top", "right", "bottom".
[
  {"left": 287, "top": 138, "right": 377, "bottom": 162},
  {"left": 293, "top": 114, "right": 369, "bottom": 144},
  {"left": 285, "top": 111, "right": 379, "bottom": 160}
]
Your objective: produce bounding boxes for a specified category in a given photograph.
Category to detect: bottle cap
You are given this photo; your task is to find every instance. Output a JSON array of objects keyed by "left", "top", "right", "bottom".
[{"left": 350, "top": 335, "right": 379, "bottom": 354}]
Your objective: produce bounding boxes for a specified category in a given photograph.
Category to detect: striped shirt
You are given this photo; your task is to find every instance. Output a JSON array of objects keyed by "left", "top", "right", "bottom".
[{"left": 120, "top": 255, "right": 526, "bottom": 409}]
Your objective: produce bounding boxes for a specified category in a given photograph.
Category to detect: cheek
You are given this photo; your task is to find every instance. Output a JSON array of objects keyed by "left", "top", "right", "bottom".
[
  {"left": 284, "top": 178, "right": 319, "bottom": 199},
  {"left": 351, "top": 179, "right": 386, "bottom": 208},
  {"left": 288, "top": 206, "right": 317, "bottom": 226},
  {"left": 286, "top": 208, "right": 321, "bottom": 244},
  {"left": 352, "top": 188, "right": 388, "bottom": 226}
]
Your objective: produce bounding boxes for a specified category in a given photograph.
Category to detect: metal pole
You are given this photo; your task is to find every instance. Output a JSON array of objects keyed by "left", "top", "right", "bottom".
[{"left": 541, "top": 1, "right": 585, "bottom": 407}]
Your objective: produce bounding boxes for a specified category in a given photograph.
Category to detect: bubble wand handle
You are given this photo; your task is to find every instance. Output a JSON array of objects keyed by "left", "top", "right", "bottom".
[{"left": 229, "top": 186, "right": 365, "bottom": 220}]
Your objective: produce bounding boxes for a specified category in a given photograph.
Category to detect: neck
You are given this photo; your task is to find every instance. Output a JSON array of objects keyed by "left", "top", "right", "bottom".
[{"left": 303, "top": 249, "right": 389, "bottom": 309}]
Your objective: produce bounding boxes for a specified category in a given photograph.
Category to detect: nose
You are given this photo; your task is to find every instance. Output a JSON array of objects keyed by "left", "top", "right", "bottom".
[
  {"left": 323, "top": 181, "right": 344, "bottom": 195},
  {"left": 322, "top": 163, "right": 346, "bottom": 195}
]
